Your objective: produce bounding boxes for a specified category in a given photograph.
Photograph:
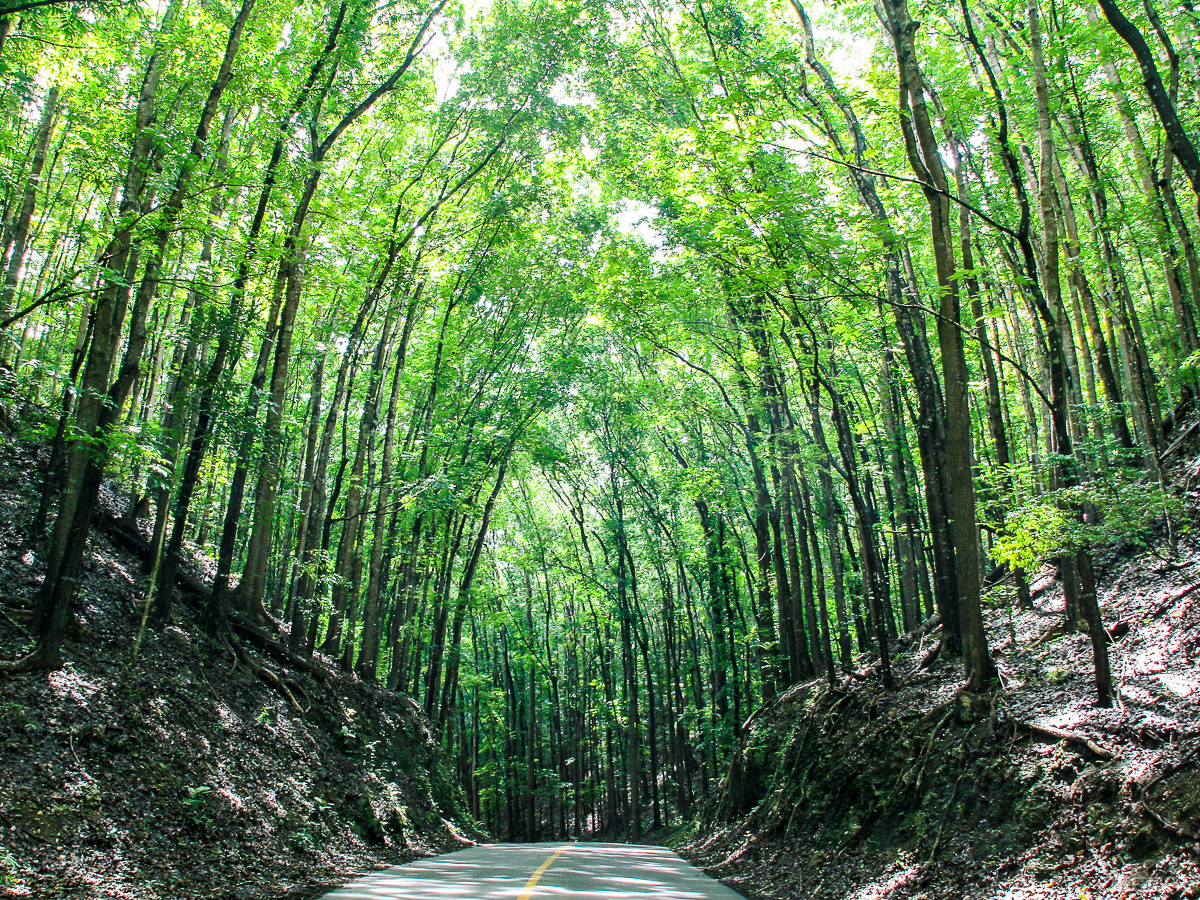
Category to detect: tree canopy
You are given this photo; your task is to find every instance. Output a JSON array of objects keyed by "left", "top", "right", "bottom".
[{"left": 0, "top": 0, "right": 1196, "bottom": 838}]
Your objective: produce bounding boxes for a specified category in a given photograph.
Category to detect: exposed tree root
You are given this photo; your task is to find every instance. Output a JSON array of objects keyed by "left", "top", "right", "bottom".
[
  {"left": 1, "top": 605, "right": 34, "bottom": 624},
  {"left": 895, "top": 615, "right": 941, "bottom": 652},
  {"left": 96, "top": 512, "right": 333, "bottom": 687},
  {"left": 1139, "top": 745, "right": 1200, "bottom": 840},
  {"left": 927, "top": 767, "right": 970, "bottom": 862},
  {"left": 0, "top": 641, "right": 63, "bottom": 675},
  {"left": 845, "top": 617, "right": 944, "bottom": 685},
  {"left": 1158, "top": 419, "right": 1199, "bottom": 463},
  {"left": 0, "top": 809, "right": 54, "bottom": 846},
  {"left": 914, "top": 707, "right": 956, "bottom": 794},
  {"left": 917, "top": 640, "right": 942, "bottom": 670},
  {"left": 1151, "top": 583, "right": 1200, "bottom": 618},
  {"left": 233, "top": 642, "right": 305, "bottom": 714},
  {"left": 1030, "top": 622, "right": 1069, "bottom": 647},
  {"left": 230, "top": 615, "right": 330, "bottom": 685},
  {"left": 1013, "top": 720, "right": 1115, "bottom": 760}
]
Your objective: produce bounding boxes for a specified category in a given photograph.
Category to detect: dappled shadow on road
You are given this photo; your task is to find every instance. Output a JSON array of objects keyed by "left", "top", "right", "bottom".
[{"left": 320, "top": 842, "right": 745, "bottom": 899}]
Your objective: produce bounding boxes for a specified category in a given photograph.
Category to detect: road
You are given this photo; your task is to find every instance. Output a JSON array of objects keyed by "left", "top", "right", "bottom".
[{"left": 318, "top": 842, "right": 747, "bottom": 899}]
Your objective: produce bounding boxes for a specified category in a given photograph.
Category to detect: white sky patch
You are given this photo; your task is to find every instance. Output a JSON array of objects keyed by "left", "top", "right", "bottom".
[
  {"left": 773, "top": 0, "right": 878, "bottom": 88},
  {"left": 569, "top": 171, "right": 602, "bottom": 202},
  {"left": 427, "top": 0, "right": 496, "bottom": 102},
  {"left": 820, "top": 25, "right": 877, "bottom": 86},
  {"left": 549, "top": 74, "right": 598, "bottom": 108},
  {"left": 616, "top": 199, "right": 675, "bottom": 263},
  {"left": 606, "top": 4, "right": 642, "bottom": 43},
  {"left": 615, "top": 199, "right": 663, "bottom": 245},
  {"left": 772, "top": 134, "right": 813, "bottom": 156},
  {"left": 430, "top": 53, "right": 466, "bottom": 103},
  {"left": 275, "top": 22, "right": 293, "bottom": 53}
]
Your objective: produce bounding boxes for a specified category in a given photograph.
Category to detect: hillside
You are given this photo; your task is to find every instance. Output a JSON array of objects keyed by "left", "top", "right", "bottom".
[
  {"left": 0, "top": 436, "right": 473, "bottom": 900},
  {"left": 679, "top": 463, "right": 1200, "bottom": 900}
]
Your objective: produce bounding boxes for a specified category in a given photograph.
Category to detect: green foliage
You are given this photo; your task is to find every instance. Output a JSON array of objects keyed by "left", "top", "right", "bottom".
[
  {"left": 990, "top": 500, "right": 1074, "bottom": 573},
  {"left": 0, "top": 848, "right": 18, "bottom": 888},
  {"left": 1046, "top": 667, "right": 1070, "bottom": 685},
  {"left": 181, "top": 784, "right": 214, "bottom": 826},
  {"left": 991, "top": 463, "right": 1180, "bottom": 572}
]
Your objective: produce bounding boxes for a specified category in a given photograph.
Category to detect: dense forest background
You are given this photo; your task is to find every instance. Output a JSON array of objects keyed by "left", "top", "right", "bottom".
[{"left": 0, "top": 0, "right": 1197, "bottom": 850}]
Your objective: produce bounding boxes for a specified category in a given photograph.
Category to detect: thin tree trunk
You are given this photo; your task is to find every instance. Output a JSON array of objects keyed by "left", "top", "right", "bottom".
[
  {"left": 0, "top": 85, "right": 59, "bottom": 358},
  {"left": 5, "top": 1, "right": 184, "bottom": 672}
]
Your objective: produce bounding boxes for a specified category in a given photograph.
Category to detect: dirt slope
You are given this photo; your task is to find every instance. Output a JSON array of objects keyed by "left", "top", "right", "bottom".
[
  {"left": 680, "top": 466, "right": 1200, "bottom": 899},
  {"left": 0, "top": 434, "right": 474, "bottom": 899}
]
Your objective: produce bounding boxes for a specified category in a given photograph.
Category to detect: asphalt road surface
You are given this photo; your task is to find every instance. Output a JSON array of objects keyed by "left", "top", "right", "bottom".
[{"left": 318, "top": 842, "right": 747, "bottom": 899}]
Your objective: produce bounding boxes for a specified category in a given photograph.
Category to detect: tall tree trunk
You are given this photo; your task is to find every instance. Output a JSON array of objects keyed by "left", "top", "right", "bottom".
[
  {"left": 881, "top": 0, "right": 994, "bottom": 688},
  {"left": 790, "top": 0, "right": 961, "bottom": 656},
  {"left": 236, "top": 0, "right": 445, "bottom": 622},
  {"left": 1029, "top": 0, "right": 1113, "bottom": 706},
  {"left": 1098, "top": 0, "right": 1200, "bottom": 207},
  {"left": 357, "top": 291, "right": 420, "bottom": 677},
  {"left": 5, "top": 0, "right": 184, "bottom": 672}
]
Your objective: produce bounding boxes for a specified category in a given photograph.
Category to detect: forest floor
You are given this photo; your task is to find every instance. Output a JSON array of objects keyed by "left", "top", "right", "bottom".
[
  {"left": 680, "top": 460, "right": 1200, "bottom": 898},
  {"left": 0, "top": 434, "right": 474, "bottom": 899}
]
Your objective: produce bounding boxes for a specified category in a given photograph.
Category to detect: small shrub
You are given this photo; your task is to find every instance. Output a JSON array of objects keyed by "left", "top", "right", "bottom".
[
  {"left": 0, "top": 849, "right": 19, "bottom": 887},
  {"left": 182, "top": 784, "right": 214, "bottom": 826},
  {"left": 990, "top": 460, "right": 1179, "bottom": 573}
]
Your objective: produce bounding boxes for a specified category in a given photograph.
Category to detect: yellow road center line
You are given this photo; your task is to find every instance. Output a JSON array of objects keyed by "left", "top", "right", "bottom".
[{"left": 517, "top": 846, "right": 570, "bottom": 900}]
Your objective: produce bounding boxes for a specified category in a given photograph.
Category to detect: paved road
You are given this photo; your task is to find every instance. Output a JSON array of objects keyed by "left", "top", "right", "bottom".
[{"left": 318, "top": 842, "right": 746, "bottom": 899}]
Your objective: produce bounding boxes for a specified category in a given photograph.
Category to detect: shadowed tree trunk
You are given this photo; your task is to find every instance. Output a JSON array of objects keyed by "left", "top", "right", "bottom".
[{"left": 880, "top": 0, "right": 994, "bottom": 689}]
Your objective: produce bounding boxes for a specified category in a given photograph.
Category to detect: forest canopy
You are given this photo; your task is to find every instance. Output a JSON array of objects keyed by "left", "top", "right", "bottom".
[{"left": 0, "top": 0, "right": 1196, "bottom": 839}]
